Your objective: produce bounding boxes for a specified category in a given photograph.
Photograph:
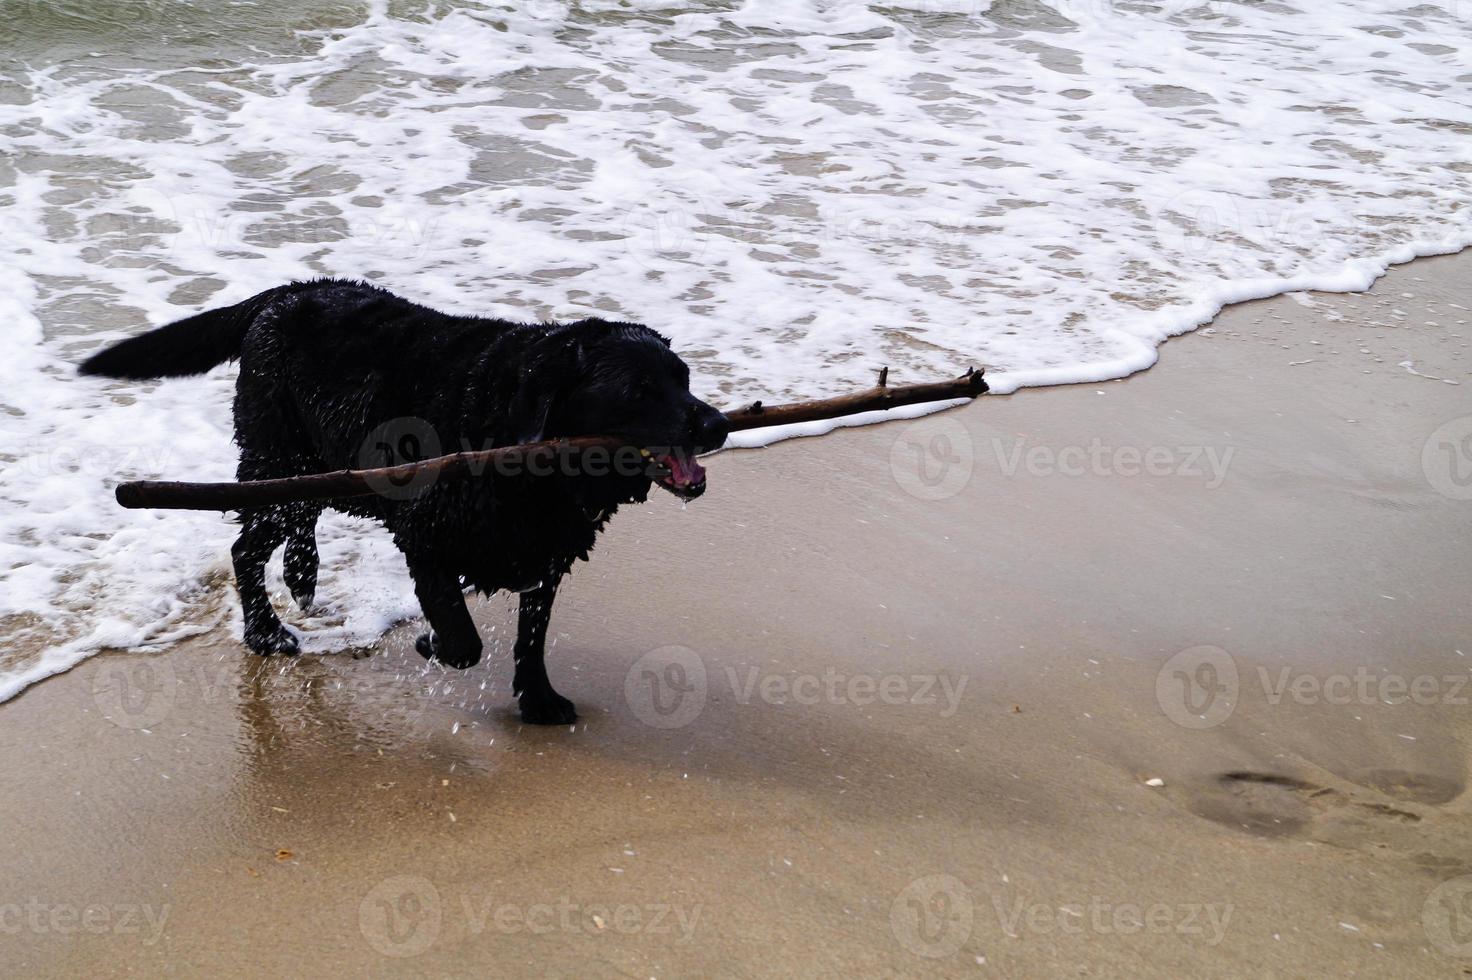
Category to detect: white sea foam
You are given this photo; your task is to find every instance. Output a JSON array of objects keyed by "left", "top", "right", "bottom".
[{"left": 2, "top": 0, "right": 1470, "bottom": 699}]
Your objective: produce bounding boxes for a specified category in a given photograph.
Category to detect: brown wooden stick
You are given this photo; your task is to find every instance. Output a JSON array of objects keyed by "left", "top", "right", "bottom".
[
  {"left": 114, "top": 436, "right": 639, "bottom": 511},
  {"left": 723, "top": 366, "right": 985, "bottom": 431},
  {"left": 114, "top": 367, "right": 987, "bottom": 511}
]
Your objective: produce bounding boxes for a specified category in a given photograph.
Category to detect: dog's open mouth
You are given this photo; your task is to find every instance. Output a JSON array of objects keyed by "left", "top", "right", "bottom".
[{"left": 648, "top": 451, "right": 707, "bottom": 500}]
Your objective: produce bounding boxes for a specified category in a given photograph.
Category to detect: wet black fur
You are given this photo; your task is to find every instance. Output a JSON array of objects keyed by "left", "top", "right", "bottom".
[{"left": 81, "top": 279, "right": 728, "bottom": 724}]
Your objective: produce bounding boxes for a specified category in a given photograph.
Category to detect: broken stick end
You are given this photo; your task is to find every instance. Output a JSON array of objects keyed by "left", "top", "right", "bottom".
[{"left": 115, "top": 482, "right": 145, "bottom": 509}]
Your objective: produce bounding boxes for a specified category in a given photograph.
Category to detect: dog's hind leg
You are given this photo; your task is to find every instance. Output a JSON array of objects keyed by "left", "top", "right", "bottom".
[
  {"left": 232, "top": 508, "right": 298, "bottom": 655},
  {"left": 282, "top": 505, "right": 322, "bottom": 611},
  {"left": 512, "top": 577, "right": 576, "bottom": 725},
  {"left": 405, "top": 556, "right": 483, "bottom": 671}
]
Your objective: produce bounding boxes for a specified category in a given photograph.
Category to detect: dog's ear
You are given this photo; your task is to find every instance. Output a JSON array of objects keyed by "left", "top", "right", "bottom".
[
  {"left": 507, "top": 384, "right": 552, "bottom": 445},
  {"left": 506, "top": 335, "right": 583, "bottom": 445}
]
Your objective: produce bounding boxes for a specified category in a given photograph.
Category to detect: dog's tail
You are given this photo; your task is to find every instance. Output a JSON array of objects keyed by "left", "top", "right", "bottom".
[{"left": 79, "top": 285, "right": 298, "bottom": 380}]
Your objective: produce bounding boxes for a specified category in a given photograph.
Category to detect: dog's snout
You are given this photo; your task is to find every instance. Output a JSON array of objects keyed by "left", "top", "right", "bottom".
[{"left": 691, "top": 401, "right": 729, "bottom": 454}]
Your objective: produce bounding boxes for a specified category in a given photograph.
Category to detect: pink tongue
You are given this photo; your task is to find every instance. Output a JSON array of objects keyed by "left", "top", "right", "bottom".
[{"left": 666, "top": 454, "right": 705, "bottom": 486}]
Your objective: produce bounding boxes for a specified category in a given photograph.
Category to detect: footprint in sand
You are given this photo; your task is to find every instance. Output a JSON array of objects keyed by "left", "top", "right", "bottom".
[
  {"left": 1357, "top": 768, "right": 1463, "bottom": 806},
  {"left": 1184, "top": 771, "right": 1426, "bottom": 841}
]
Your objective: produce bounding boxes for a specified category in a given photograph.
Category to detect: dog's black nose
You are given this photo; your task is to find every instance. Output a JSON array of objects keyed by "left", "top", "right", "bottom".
[{"left": 691, "top": 401, "right": 729, "bottom": 455}]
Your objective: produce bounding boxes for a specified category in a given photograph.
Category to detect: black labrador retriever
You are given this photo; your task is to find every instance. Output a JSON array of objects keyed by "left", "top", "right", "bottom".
[{"left": 81, "top": 279, "right": 728, "bottom": 724}]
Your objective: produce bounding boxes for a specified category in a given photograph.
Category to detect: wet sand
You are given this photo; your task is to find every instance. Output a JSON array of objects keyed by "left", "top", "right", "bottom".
[{"left": 2, "top": 252, "right": 1470, "bottom": 977}]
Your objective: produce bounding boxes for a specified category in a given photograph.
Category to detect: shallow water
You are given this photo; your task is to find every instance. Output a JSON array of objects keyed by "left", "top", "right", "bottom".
[{"left": 2, "top": 0, "right": 1470, "bottom": 698}]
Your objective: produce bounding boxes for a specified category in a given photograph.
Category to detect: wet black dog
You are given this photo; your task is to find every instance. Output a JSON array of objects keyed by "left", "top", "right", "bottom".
[{"left": 81, "top": 279, "right": 728, "bottom": 723}]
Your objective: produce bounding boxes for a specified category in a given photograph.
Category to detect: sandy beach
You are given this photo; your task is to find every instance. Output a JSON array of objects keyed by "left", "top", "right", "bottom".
[{"left": 1, "top": 250, "right": 1468, "bottom": 976}]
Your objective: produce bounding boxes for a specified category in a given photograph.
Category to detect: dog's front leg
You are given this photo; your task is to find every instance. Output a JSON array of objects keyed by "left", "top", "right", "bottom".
[
  {"left": 406, "top": 559, "right": 482, "bottom": 670},
  {"left": 514, "top": 577, "right": 576, "bottom": 725}
]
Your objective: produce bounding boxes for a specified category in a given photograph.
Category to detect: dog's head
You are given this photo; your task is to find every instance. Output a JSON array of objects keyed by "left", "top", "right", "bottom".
[{"left": 507, "top": 320, "right": 729, "bottom": 499}]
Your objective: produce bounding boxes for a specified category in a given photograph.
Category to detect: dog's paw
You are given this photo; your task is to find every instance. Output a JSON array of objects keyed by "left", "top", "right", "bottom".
[
  {"left": 245, "top": 624, "right": 299, "bottom": 656},
  {"left": 518, "top": 689, "right": 577, "bottom": 726},
  {"left": 414, "top": 632, "right": 482, "bottom": 670}
]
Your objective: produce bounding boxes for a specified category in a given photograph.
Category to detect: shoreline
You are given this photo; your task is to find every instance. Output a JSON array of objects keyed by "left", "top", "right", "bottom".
[
  {"left": 7, "top": 240, "right": 1471, "bottom": 707},
  {"left": 1, "top": 249, "right": 1470, "bottom": 976}
]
